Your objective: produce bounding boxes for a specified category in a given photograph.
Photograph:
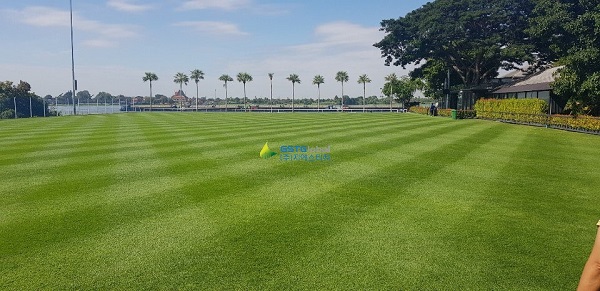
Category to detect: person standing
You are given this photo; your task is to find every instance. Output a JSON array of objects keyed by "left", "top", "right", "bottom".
[{"left": 578, "top": 220, "right": 600, "bottom": 290}]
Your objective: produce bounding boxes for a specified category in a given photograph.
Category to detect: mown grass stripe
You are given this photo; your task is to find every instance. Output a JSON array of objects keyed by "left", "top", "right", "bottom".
[
  {"left": 0, "top": 113, "right": 598, "bottom": 290},
  {"left": 0, "top": 114, "right": 470, "bottom": 258}
]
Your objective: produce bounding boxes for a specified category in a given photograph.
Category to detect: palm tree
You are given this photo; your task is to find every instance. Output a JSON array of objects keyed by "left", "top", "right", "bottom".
[
  {"left": 312, "top": 75, "right": 324, "bottom": 112},
  {"left": 268, "top": 73, "right": 274, "bottom": 113},
  {"left": 219, "top": 74, "right": 233, "bottom": 110},
  {"left": 358, "top": 74, "right": 371, "bottom": 113},
  {"left": 190, "top": 69, "right": 204, "bottom": 112},
  {"left": 286, "top": 74, "right": 301, "bottom": 112},
  {"left": 174, "top": 72, "right": 189, "bottom": 108},
  {"left": 385, "top": 73, "right": 398, "bottom": 112},
  {"left": 335, "top": 71, "right": 349, "bottom": 111},
  {"left": 237, "top": 72, "right": 253, "bottom": 112},
  {"left": 142, "top": 72, "right": 158, "bottom": 111}
]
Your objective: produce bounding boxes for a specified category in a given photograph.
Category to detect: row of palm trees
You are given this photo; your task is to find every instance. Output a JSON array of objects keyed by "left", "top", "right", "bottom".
[{"left": 143, "top": 71, "right": 386, "bottom": 112}]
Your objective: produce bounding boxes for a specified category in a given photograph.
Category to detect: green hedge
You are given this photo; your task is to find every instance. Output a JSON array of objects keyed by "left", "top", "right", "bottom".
[
  {"left": 475, "top": 99, "right": 549, "bottom": 124},
  {"left": 409, "top": 106, "right": 429, "bottom": 115},
  {"left": 438, "top": 108, "right": 451, "bottom": 117},
  {"left": 475, "top": 99, "right": 547, "bottom": 118},
  {"left": 549, "top": 115, "right": 600, "bottom": 133},
  {"left": 409, "top": 106, "right": 476, "bottom": 119},
  {"left": 475, "top": 98, "right": 600, "bottom": 133}
]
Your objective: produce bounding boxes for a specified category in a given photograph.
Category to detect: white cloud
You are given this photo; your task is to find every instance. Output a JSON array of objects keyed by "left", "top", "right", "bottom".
[
  {"left": 180, "top": 0, "right": 251, "bottom": 10},
  {"left": 10, "top": 6, "right": 70, "bottom": 27},
  {"left": 7, "top": 6, "right": 138, "bottom": 48},
  {"left": 291, "top": 21, "right": 382, "bottom": 54},
  {"left": 83, "top": 39, "right": 117, "bottom": 48},
  {"left": 173, "top": 21, "right": 248, "bottom": 36},
  {"left": 225, "top": 22, "right": 411, "bottom": 99},
  {"left": 107, "top": 0, "right": 154, "bottom": 12}
]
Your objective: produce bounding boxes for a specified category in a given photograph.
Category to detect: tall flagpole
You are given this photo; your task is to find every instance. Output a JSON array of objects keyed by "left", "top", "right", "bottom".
[{"left": 70, "top": 0, "right": 77, "bottom": 115}]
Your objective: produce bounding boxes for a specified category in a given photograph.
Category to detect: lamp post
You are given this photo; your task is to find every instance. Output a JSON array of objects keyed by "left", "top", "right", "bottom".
[{"left": 70, "top": 0, "right": 77, "bottom": 115}]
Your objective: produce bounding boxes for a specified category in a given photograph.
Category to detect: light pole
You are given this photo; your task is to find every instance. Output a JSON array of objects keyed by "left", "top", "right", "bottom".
[{"left": 70, "top": 0, "right": 77, "bottom": 115}]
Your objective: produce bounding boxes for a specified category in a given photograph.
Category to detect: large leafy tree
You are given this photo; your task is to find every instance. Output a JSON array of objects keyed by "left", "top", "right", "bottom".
[
  {"left": 95, "top": 92, "right": 113, "bottom": 103},
  {"left": 335, "top": 71, "right": 349, "bottom": 109},
  {"left": 190, "top": 69, "right": 204, "bottom": 111},
  {"left": 286, "top": 74, "right": 301, "bottom": 112},
  {"left": 357, "top": 74, "right": 371, "bottom": 112},
  {"left": 374, "top": 0, "right": 535, "bottom": 88},
  {"left": 409, "top": 58, "right": 461, "bottom": 100},
  {"left": 395, "top": 77, "right": 421, "bottom": 108},
  {"left": 237, "top": 72, "right": 253, "bottom": 111},
  {"left": 529, "top": 0, "right": 600, "bottom": 115},
  {"left": 143, "top": 72, "right": 158, "bottom": 111},
  {"left": 0, "top": 80, "right": 47, "bottom": 118},
  {"left": 312, "top": 75, "right": 325, "bottom": 111},
  {"left": 219, "top": 74, "right": 233, "bottom": 110},
  {"left": 76, "top": 90, "right": 92, "bottom": 102}
]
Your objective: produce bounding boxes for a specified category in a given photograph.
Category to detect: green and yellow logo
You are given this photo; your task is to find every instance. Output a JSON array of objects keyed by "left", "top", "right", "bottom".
[{"left": 260, "top": 142, "right": 277, "bottom": 159}]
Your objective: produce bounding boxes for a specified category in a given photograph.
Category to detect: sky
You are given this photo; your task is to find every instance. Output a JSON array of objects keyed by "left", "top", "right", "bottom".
[{"left": 0, "top": 0, "right": 430, "bottom": 100}]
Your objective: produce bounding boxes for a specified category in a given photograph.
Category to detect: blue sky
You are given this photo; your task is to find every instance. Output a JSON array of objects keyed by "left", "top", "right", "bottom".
[{"left": 0, "top": 0, "right": 429, "bottom": 99}]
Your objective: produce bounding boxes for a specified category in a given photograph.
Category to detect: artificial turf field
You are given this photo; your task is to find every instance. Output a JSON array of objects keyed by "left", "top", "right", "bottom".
[{"left": 0, "top": 112, "right": 598, "bottom": 290}]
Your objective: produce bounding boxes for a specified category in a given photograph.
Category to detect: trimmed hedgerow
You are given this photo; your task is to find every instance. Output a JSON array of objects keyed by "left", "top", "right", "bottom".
[
  {"left": 475, "top": 98, "right": 600, "bottom": 133},
  {"left": 409, "top": 106, "right": 476, "bottom": 119},
  {"left": 475, "top": 99, "right": 548, "bottom": 124},
  {"left": 409, "top": 106, "right": 429, "bottom": 115},
  {"left": 549, "top": 115, "right": 600, "bottom": 133}
]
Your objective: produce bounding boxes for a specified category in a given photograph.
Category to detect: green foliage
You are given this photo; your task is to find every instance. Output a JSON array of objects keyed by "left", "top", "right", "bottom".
[
  {"left": 383, "top": 75, "right": 420, "bottom": 107},
  {"left": 219, "top": 74, "right": 233, "bottom": 84},
  {"left": 173, "top": 72, "right": 189, "bottom": 91},
  {"left": 410, "top": 59, "right": 462, "bottom": 100},
  {"left": 190, "top": 69, "right": 204, "bottom": 84},
  {"left": 375, "top": 0, "right": 535, "bottom": 87},
  {"left": 528, "top": 0, "right": 600, "bottom": 115},
  {"left": 0, "top": 109, "right": 15, "bottom": 119},
  {"left": 408, "top": 106, "right": 428, "bottom": 115},
  {"left": 334, "top": 71, "right": 349, "bottom": 84},
  {"left": 312, "top": 75, "right": 324, "bottom": 86},
  {"left": 409, "top": 106, "right": 476, "bottom": 119},
  {"left": 549, "top": 115, "right": 600, "bottom": 133},
  {"left": 475, "top": 98, "right": 548, "bottom": 124},
  {"left": 143, "top": 72, "right": 158, "bottom": 83},
  {"left": 76, "top": 90, "right": 93, "bottom": 102},
  {"left": 475, "top": 98, "right": 547, "bottom": 118},
  {"left": 94, "top": 92, "right": 114, "bottom": 103},
  {"left": 476, "top": 98, "right": 600, "bottom": 132},
  {"left": 0, "top": 80, "right": 48, "bottom": 118},
  {"left": 236, "top": 72, "right": 253, "bottom": 84},
  {"left": 286, "top": 74, "right": 300, "bottom": 84}
]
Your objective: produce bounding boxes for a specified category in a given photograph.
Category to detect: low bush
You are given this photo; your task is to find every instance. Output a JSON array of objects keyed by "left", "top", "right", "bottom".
[
  {"left": 0, "top": 109, "right": 15, "bottom": 119},
  {"left": 438, "top": 108, "right": 452, "bottom": 117},
  {"left": 549, "top": 115, "right": 600, "bottom": 133},
  {"left": 409, "top": 106, "right": 429, "bottom": 115},
  {"left": 475, "top": 99, "right": 549, "bottom": 124},
  {"left": 457, "top": 110, "right": 477, "bottom": 119},
  {"left": 474, "top": 98, "right": 600, "bottom": 133}
]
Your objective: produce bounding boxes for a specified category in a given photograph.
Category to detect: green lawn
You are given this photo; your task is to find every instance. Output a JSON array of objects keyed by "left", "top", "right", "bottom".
[{"left": 0, "top": 113, "right": 598, "bottom": 289}]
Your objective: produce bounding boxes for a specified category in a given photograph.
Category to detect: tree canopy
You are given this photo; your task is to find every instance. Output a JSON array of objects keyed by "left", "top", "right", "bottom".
[
  {"left": 375, "top": 0, "right": 535, "bottom": 87},
  {"left": 0, "top": 81, "right": 48, "bottom": 118},
  {"left": 173, "top": 72, "right": 189, "bottom": 93},
  {"left": 529, "top": 0, "right": 600, "bottom": 115}
]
